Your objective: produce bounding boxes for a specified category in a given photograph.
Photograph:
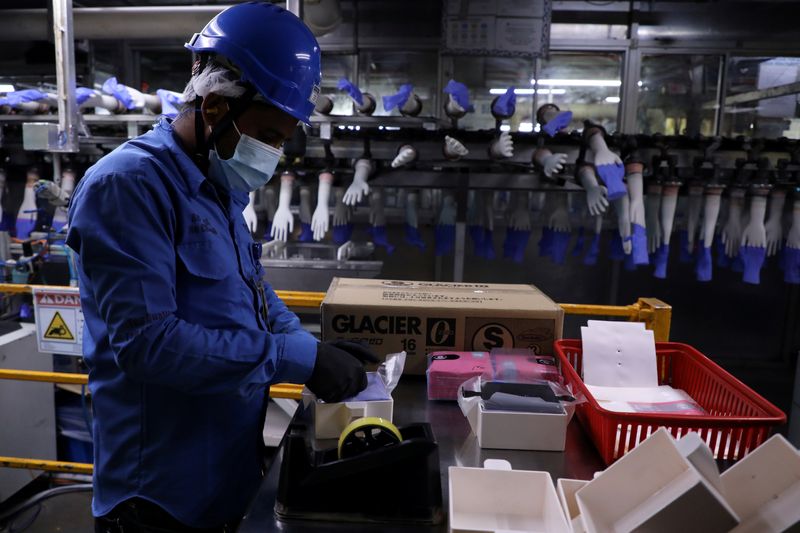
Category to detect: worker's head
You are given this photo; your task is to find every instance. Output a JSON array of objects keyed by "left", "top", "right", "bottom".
[{"left": 182, "top": 2, "right": 321, "bottom": 190}]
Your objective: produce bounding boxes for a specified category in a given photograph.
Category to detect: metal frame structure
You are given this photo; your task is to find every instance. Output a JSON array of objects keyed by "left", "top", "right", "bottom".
[{"left": 0, "top": 283, "right": 670, "bottom": 475}]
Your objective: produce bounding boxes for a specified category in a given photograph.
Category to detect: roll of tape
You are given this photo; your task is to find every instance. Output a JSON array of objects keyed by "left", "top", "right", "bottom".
[{"left": 337, "top": 416, "right": 402, "bottom": 460}]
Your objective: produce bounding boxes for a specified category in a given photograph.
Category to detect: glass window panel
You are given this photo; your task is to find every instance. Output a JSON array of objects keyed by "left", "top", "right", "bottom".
[
  {"left": 321, "top": 53, "right": 356, "bottom": 115},
  {"left": 637, "top": 54, "right": 721, "bottom": 136},
  {"left": 450, "top": 56, "right": 535, "bottom": 131},
  {"left": 358, "top": 51, "right": 437, "bottom": 117},
  {"left": 550, "top": 24, "right": 628, "bottom": 41},
  {"left": 138, "top": 48, "right": 191, "bottom": 94},
  {"left": 538, "top": 52, "right": 622, "bottom": 132},
  {"left": 722, "top": 56, "right": 800, "bottom": 139}
]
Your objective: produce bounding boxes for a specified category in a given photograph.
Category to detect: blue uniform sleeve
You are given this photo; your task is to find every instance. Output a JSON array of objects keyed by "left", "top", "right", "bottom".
[{"left": 67, "top": 172, "right": 317, "bottom": 394}]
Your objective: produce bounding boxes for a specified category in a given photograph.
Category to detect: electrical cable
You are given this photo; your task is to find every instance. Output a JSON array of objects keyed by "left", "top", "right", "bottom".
[
  {"left": 0, "top": 484, "right": 92, "bottom": 524},
  {"left": 6, "top": 503, "right": 41, "bottom": 533}
]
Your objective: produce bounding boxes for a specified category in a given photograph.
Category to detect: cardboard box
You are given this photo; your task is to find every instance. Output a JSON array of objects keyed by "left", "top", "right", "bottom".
[
  {"left": 321, "top": 278, "right": 563, "bottom": 375},
  {"left": 449, "top": 460, "right": 570, "bottom": 533}
]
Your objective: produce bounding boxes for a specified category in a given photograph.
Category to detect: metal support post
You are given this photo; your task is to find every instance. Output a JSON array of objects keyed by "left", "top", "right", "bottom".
[{"left": 51, "top": 0, "right": 79, "bottom": 152}]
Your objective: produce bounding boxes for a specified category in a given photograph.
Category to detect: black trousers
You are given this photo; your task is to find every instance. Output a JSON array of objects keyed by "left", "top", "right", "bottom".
[{"left": 94, "top": 498, "right": 238, "bottom": 533}]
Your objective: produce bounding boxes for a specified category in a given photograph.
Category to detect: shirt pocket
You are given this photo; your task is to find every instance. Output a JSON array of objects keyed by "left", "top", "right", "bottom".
[{"left": 176, "top": 239, "right": 235, "bottom": 281}]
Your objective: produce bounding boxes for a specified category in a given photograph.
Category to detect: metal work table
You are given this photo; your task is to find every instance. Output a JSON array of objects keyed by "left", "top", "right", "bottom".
[{"left": 239, "top": 377, "right": 605, "bottom": 532}]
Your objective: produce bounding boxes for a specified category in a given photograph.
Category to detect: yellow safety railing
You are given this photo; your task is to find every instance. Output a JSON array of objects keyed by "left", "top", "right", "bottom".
[{"left": 0, "top": 284, "right": 670, "bottom": 474}]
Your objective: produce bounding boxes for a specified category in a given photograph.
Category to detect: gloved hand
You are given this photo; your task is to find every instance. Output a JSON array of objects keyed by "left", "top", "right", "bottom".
[
  {"left": 571, "top": 226, "right": 585, "bottom": 257},
  {"left": 584, "top": 232, "right": 601, "bottom": 265},
  {"left": 311, "top": 173, "right": 332, "bottom": 242},
  {"left": 298, "top": 222, "right": 314, "bottom": 242},
  {"left": 578, "top": 166, "right": 608, "bottom": 216},
  {"left": 653, "top": 244, "right": 669, "bottom": 279},
  {"left": 631, "top": 223, "right": 648, "bottom": 265},
  {"left": 443, "top": 135, "right": 469, "bottom": 160},
  {"left": 306, "top": 341, "right": 379, "bottom": 403},
  {"left": 541, "top": 153, "right": 568, "bottom": 178},
  {"left": 784, "top": 247, "right": 800, "bottom": 284},
  {"left": 405, "top": 224, "right": 426, "bottom": 250},
  {"left": 765, "top": 190, "right": 786, "bottom": 257},
  {"left": 343, "top": 159, "right": 372, "bottom": 206},
  {"left": 715, "top": 235, "right": 730, "bottom": 268},
  {"left": 645, "top": 186, "right": 662, "bottom": 254},
  {"left": 491, "top": 86, "right": 516, "bottom": 118},
  {"left": 435, "top": 224, "right": 456, "bottom": 256},
  {"left": 542, "top": 110, "right": 573, "bottom": 137},
  {"left": 332, "top": 223, "right": 353, "bottom": 245},
  {"left": 678, "top": 230, "right": 693, "bottom": 263},
  {"left": 550, "top": 230, "right": 570, "bottom": 264},
  {"left": 34, "top": 180, "right": 70, "bottom": 207},
  {"left": 696, "top": 245, "right": 713, "bottom": 282},
  {"left": 722, "top": 190, "right": 745, "bottom": 258},
  {"left": 391, "top": 145, "right": 417, "bottom": 168},
  {"left": 383, "top": 84, "right": 414, "bottom": 112},
  {"left": 270, "top": 173, "right": 294, "bottom": 242},
  {"left": 443, "top": 80, "right": 475, "bottom": 113},
  {"left": 370, "top": 225, "right": 395, "bottom": 254},
  {"left": 243, "top": 192, "right": 258, "bottom": 234},
  {"left": 595, "top": 163, "right": 626, "bottom": 201},
  {"left": 337, "top": 78, "right": 364, "bottom": 106},
  {"left": 740, "top": 245, "right": 766, "bottom": 285},
  {"left": 490, "top": 131, "right": 514, "bottom": 159},
  {"left": 609, "top": 233, "right": 625, "bottom": 261}
]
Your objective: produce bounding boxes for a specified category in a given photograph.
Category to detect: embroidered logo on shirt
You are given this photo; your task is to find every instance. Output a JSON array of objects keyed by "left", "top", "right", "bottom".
[{"left": 189, "top": 214, "right": 218, "bottom": 235}]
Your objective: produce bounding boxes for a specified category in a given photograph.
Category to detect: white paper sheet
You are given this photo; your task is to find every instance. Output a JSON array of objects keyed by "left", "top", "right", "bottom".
[{"left": 581, "top": 323, "right": 658, "bottom": 387}]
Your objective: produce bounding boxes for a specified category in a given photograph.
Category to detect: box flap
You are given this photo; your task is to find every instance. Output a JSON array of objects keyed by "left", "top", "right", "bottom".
[{"left": 323, "top": 278, "right": 561, "bottom": 312}]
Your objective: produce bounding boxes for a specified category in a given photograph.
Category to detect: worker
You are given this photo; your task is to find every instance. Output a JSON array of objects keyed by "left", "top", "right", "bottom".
[{"left": 66, "top": 3, "right": 376, "bottom": 532}]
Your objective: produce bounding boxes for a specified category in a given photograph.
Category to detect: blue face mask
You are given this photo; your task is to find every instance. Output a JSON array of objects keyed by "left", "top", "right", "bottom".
[{"left": 208, "top": 120, "right": 283, "bottom": 192}]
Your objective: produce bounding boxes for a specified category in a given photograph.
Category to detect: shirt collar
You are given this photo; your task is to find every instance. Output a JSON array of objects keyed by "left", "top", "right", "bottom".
[
  {"left": 155, "top": 118, "right": 250, "bottom": 209},
  {"left": 155, "top": 118, "right": 206, "bottom": 198}
]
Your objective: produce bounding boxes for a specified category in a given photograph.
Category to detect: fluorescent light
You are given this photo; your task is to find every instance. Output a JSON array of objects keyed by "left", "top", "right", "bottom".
[
  {"left": 519, "top": 122, "right": 533, "bottom": 132},
  {"left": 605, "top": 96, "right": 621, "bottom": 103},
  {"left": 488, "top": 88, "right": 566, "bottom": 95},
  {"left": 530, "top": 78, "right": 622, "bottom": 87},
  {"left": 499, "top": 124, "right": 511, "bottom": 132},
  {"left": 0, "top": 84, "right": 14, "bottom": 93}
]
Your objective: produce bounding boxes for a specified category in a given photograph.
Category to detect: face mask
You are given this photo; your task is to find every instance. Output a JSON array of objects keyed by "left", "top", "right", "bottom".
[{"left": 208, "top": 120, "right": 283, "bottom": 193}]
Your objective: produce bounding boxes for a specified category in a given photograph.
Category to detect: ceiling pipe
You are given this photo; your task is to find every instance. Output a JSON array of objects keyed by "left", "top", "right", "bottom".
[{"left": 0, "top": 6, "right": 233, "bottom": 41}]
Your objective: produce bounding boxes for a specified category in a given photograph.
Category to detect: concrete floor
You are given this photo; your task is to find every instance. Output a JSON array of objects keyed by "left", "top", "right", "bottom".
[{"left": 1, "top": 491, "right": 94, "bottom": 532}]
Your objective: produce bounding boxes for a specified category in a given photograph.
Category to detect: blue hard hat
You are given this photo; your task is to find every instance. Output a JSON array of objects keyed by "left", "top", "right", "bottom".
[{"left": 185, "top": 2, "right": 322, "bottom": 125}]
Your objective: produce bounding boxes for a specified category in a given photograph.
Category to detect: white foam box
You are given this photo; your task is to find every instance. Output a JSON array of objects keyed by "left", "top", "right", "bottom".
[
  {"left": 576, "top": 428, "right": 739, "bottom": 533},
  {"left": 462, "top": 400, "right": 569, "bottom": 451},
  {"left": 557, "top": 478, "right": 589, "bottom": 533},
  {"left": 449, "top": 460, "right": 571, "bottom": 533},
  {"left": 722, "top": 434, "right": 800, "bottom": 533},
  {"left": 301, "top": 389, "right": 393, "bottom": 440}
]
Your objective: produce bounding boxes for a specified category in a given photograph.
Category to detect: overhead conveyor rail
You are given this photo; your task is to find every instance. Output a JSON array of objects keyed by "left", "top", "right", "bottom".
[{"left": 0, "top": 283, "right": 670, "bottom": 475}]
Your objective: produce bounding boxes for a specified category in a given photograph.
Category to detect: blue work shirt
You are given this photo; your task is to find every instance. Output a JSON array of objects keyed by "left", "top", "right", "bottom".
[{"left": 66, "top": 118, "right": 317, "bottom": 528}]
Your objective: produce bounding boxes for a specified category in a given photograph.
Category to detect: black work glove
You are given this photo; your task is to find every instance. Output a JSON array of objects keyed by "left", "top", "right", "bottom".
[
  {"left": 306, "top": 341, "right": 379, "bottom": 403},
  {"left": 328, "top": 340, "right": 380, "bottom": 365}
]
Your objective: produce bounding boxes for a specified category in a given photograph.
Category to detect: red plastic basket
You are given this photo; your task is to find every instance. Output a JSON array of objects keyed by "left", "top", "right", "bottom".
[{"left": 554, "top": 339, "right": 786, "bottom": 465}]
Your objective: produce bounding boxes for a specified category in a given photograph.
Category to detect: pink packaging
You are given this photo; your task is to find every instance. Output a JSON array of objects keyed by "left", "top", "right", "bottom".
[
  {"left": 427, "top": 351, "right": 492, "bottom": 401},
  {"left": 491, "top": 353, "right": 562, "bottom": 384}
]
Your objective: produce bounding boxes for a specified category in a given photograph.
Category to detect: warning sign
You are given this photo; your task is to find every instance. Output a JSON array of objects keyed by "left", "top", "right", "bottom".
[
  {"left": 44, "top": 312, "right": 75, "bottom": 340},
  {"left": 32, "top": 287, "right": 84, "bottom": 356}
]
